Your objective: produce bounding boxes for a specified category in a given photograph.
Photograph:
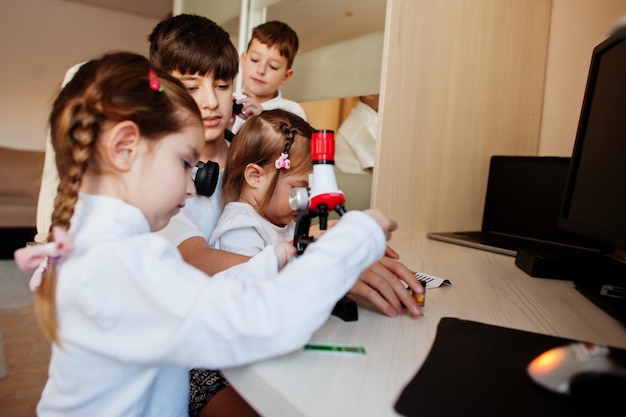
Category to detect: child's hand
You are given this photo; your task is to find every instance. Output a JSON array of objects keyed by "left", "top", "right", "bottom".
[
  {"left": 275, "top": 241, "right": 297, "bottom": 270},
  {"left": 235, "top": 91, "right": 263, "bottom": 120},
  {"left": 363, "top": 208, "right": 397, "bottom": 241},
  {"left": 385, "top": 245, "right": 400, "bottom": 259}
]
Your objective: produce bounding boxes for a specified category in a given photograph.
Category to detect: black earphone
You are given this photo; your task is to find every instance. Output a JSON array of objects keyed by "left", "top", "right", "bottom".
[
  {"left": 232, "top": 98, "right": 244, "bottom": 116},
  {"left": 192, "top": 160, "right": 219, "bottom": 197},
  {"left": 224, "top": 98, "right": 243, "bottom": 143}
]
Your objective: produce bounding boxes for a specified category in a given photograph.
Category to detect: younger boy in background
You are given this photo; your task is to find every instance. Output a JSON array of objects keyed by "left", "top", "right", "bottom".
[{"left": 232, "top": 20, "right": 306, "bottom": 133}]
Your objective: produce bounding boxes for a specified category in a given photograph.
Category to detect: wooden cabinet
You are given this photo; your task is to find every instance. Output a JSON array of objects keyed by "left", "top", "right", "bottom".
[{"left": 374, "top": 0, "right": 552, "bottom": 238}]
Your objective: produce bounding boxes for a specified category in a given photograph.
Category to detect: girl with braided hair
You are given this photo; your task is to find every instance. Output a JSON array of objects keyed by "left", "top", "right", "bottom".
[
  {"left": 14, "top": 52, "right": 397, "bottom": 417},
  {"left": 210, "top": 109, "right": 314, "bottom": 254}
]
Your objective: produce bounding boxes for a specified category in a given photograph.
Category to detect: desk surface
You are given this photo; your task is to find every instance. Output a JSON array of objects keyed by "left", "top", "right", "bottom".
[{"left": 223, "top": 237, "right": 626, "bottom": 416}]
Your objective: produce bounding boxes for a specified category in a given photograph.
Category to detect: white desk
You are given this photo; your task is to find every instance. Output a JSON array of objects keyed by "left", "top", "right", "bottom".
[{"left": 223, "top": 237, "right": 626, "bottom": 416}]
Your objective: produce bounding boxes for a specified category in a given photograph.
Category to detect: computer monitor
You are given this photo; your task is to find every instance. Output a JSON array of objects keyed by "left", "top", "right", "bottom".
[{"left": 557, "top": 33, "right": 626, "bottom": 323}]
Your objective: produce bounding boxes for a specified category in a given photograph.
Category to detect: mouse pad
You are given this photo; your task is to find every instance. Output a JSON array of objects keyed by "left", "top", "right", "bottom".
[{"left": 394, "top": 317, "right": 624, "bottom": 417}]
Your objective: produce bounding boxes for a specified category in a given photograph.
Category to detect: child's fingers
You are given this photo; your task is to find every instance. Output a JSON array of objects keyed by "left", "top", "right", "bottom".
[
  {"left": 275, "top": 241, "right": 297, "bottom": 269},
  {"left": 385, "top": 245, "right": 399, "bottom": 259}
]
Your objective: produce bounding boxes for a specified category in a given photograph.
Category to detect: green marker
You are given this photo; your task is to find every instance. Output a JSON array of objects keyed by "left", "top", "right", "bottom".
[{"left": 304, "top": 343, "right": 366, "bottom": 354}]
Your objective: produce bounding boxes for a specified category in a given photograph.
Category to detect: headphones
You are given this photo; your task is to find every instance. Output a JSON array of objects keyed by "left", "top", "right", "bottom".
[
  {"left": 192, "top": 160, "right": 219, "bottom": 197},
  {"left": 193, "top": 128, "right": 236, "bottom": 196}
]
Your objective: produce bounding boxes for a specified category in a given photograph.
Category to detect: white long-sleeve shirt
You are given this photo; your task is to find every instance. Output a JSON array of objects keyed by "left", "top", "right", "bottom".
[
  {"left": 334, "top": 101, "right": 379, "bottom": 174},
  {"left": 38, "top": 193, "right": 385, "bottom": 417},
  {"left": 209, "top": 202, "right": 295, "bottom": 256}
]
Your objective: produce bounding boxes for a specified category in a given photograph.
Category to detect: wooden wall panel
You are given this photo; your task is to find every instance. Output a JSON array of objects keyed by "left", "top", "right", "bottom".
[{"left": 374, "top": 0, "right": 552, "bottom": 239}]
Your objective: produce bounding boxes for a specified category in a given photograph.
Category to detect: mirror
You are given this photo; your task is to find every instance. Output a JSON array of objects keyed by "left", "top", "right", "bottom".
[{"left": 178, "top": 0, "right": 386, "bottom": 103}]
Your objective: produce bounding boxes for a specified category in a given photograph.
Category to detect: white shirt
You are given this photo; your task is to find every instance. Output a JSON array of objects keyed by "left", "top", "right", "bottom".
[
  {"left": 231, "top": 90, "right": 307, "bottom": 134},
  {"left": 157, "top": 169, "right": 224, "bottom": 246},
  {"left": 209, "top": 202, "right": 295, "bottom": 256},
  {"left": 37, "top": 193, "right": 385, "bottom": 417},
  {"left": 334, "top": 101, "right": 379, "bottom": 174}
]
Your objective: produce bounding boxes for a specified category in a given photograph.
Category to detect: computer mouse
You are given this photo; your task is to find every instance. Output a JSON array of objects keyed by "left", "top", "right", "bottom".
[{"left": 527, "top": 342, "right": 626, "bottom": 396}]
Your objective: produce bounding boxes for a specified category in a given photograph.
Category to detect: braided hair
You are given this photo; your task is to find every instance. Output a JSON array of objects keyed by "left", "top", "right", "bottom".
[
  {"left": 221, "top": 109, "right": 314, "bottom": 212},
  {"left": 39, "top": 52, "right": 201, "bottom": 344}
]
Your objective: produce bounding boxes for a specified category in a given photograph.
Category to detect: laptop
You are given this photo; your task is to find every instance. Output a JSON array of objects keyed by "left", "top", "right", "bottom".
[{"left": 427, "top": 156, "right": 607, "bottom": 256}]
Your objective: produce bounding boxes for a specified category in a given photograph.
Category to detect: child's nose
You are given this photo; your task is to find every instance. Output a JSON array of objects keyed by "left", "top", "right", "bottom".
[
  {"left": 198, "top": 89, "right": 218, "bottom": 109},
  {"left": 186, "top": 173, "right": 197, "bottom": 197}
]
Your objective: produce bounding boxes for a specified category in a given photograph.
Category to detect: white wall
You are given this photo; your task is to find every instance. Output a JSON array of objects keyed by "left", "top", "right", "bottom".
[
  {"left": 539, "top": 0, "right": 626, "bottom": 156},
  {"left": 281, "top": 31, "right": 384, "bottom": 103},
  {"left": 0, "top": 0, "right": 162, "bottom": 151}
]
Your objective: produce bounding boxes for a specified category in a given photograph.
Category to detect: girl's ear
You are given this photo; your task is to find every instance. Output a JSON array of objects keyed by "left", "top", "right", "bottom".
[
  {"left": 104, "top": 121, "right": 141, "bottom": 171},
  {"left": 243, "top": 163, "right": 266, "bottom": 189}
]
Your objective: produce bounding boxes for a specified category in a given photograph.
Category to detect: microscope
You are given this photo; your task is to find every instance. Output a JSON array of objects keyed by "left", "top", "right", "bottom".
[
  {"left": 289, "top": 129, "right": 357, "bottom": 321},
  {"left": 289, "top": 129, "right": 347, "bottom": 254}
]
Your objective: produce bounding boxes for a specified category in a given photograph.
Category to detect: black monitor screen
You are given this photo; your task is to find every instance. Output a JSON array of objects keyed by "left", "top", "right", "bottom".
[{"left": 558, "top": 36, "right": 626, "bottom": 253}]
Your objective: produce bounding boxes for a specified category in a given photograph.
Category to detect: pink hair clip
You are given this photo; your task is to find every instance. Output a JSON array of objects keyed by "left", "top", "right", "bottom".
[
  {"left": 149, "top": 69, "right": 164, "bottom": 92},
  {"left": 14, "top": 226, "right": 75, "bottom": 291},
  {"left": 275, "top": 153, "right": 291, "bottom": 170}
]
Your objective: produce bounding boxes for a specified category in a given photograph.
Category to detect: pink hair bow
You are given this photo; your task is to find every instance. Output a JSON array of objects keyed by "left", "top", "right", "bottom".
[
  {"left": 14, "top": 227, "right": 75, "bottom": 291},
  {"left": 275, "top": 153, "right": 291, "bottom": 170}
]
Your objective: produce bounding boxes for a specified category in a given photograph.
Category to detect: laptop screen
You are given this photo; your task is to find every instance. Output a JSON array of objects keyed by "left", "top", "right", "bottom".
[{"left": 482, "top": 156, "right": 572, "bottom": 240}]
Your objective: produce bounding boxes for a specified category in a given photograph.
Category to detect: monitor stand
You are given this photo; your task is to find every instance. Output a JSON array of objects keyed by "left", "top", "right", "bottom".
[{"left": 574, "top": 255, "right": 626, "bottom": 326}]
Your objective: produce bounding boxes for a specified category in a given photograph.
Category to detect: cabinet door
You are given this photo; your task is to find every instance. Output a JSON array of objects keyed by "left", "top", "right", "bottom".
[{"left": 375, "top": 0, "right": 552, "bottom": 238}]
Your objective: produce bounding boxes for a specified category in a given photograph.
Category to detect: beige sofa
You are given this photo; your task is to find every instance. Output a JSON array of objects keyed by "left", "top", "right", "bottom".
[{"left": 0, "top": 146, "right": 45, "bottom": 257}]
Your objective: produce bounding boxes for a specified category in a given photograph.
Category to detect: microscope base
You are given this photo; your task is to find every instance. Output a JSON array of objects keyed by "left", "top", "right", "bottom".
[{"left": 332, "top": 296, "right": 358, "bottom": 321}]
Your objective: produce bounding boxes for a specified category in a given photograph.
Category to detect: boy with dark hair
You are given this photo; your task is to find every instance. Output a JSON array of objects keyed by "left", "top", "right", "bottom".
[
  {"left": 149, "top": 14, "right": 238, "bottom": 169},
  {"left": 149, "top": 14, "right": 261, "bottom": 417},
  {"left": 232, "top": 20, "right": 307, "bottom": 133}
]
